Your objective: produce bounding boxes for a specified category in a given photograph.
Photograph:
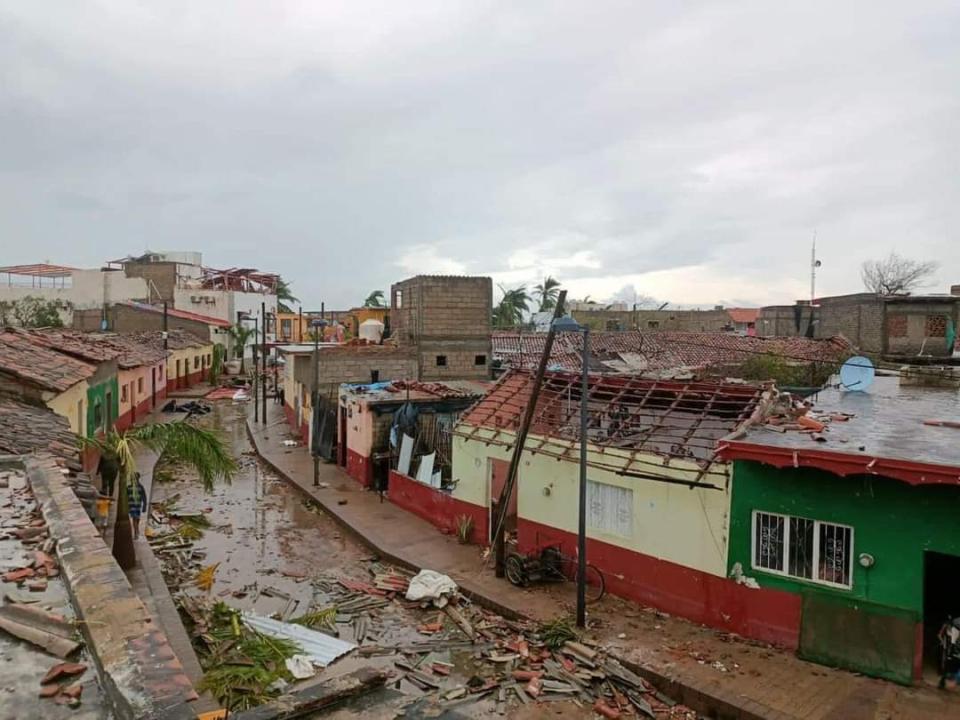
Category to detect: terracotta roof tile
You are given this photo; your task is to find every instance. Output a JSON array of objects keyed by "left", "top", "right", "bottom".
[
  {"left": 0, "top": 397, "right": 80, "bottom": 469},
  {"left": 0, "top": 330, "right": 96, "bottom": 392},
  {"left": 492, "top": 331, "right": 851, "bottom": 375}
]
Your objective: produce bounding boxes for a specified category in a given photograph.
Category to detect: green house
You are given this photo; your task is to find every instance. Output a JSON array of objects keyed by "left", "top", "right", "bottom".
[{"left": 719, "top": 374, "right": 960, "bottom": 686}]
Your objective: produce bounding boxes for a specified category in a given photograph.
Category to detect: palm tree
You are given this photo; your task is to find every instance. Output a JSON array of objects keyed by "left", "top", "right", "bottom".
[
  {"left": 83, "top": 423, "right": 236, "bottom": 569},
  {"left": 225, "top": 324, "right": 256, "bottom": 374},
  {"left": 276, "top": 278, "right": 299, "bottom": 313},
  {"left": 533, "top": 276, "right": 562, "bottom": 312},
  {"left": 493, "top": 284, "right": 531, "bottom": 329},
  {"left": 363, "top": 290, "right": 386, "bottom": 308}
]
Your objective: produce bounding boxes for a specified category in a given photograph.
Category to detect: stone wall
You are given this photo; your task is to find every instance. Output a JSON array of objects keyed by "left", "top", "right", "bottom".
[{"left": 390, "top": 275, "right": 492, "bottom": 381}]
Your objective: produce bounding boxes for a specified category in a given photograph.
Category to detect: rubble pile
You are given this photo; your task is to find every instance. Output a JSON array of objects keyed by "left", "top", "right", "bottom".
[{"left": 759, "top": 392, "right": 854, "bottom": 441}]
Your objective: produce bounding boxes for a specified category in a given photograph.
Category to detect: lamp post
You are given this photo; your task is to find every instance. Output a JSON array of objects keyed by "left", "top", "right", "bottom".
[
  {"left": 552, "top": 315, "right": 590, "bottom": 628},
  {"left": 310, "top": 318, "right": 328, "bottom": 486}
]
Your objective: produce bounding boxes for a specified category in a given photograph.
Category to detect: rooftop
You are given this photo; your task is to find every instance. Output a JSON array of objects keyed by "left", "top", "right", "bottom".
[
  {"left": 0, "top": 329, "right": 96, "bottom": 393},
  {"left": 8, "top": 328, "right": 167, "bottom": 369},
  {"left": 0, "top": 397, "right": 79, "bottom": 469},
  {"left": 122, "top": 301, "right": 232, "bottom": 328},
  {"left": 128, "top": 329, "right": 210, "bottom": 351},
  {"left": 455, "top": 369, "right": 766, "bottom": 485},
  {"left": 0, "top": 263, "right": 78, "bottom": 278},
  {"left": 341, "top": 379, "right": 491, "bottom": 404},
  {"left": 492, "top": 331, "right": 852, "bottom": 376},
  {"left": 718, "top": 374, "right": 960, "bottom": 486}
]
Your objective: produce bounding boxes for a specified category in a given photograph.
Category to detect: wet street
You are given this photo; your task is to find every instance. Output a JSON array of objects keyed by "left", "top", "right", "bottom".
[{"left": 147, "top": 402, "right": 685, "bottom": 718}]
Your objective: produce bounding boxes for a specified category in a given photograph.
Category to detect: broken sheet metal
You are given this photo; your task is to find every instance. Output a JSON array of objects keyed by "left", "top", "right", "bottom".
[{"left": 241, "top": 612, "right": 356, "bottom": 667}]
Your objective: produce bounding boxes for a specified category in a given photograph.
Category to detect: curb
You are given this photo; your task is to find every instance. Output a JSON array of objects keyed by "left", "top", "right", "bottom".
[
  {"left": 245, "top": 419, "right": 781, "bottom": 720},
  {"left": 25, "top": 455, "right": 199, "bottom": 720}
]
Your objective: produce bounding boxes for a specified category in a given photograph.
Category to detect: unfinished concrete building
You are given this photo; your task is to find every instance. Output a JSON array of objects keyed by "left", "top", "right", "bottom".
[{"left": 390, "top": 275, "right": 493, "bottom": 382}]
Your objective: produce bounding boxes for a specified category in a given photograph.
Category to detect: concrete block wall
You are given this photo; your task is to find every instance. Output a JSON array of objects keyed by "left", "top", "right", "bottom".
[
  {"left": 390, "top": 275, "right": 493, "bottom": 381},
  {"left": 815, "top": 294, "right": 884, "bottom": 354},
  {"left": 885, "top": 300, "right": 959, "bottom": 357}
]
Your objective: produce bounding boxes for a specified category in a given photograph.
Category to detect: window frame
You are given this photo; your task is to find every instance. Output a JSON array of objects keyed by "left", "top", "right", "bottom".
[
  {"left": 586, "top": 479, "right": 634, "bottom": 539},
  {"left": 750, "top": 510, "right": 854, "bottom": 590}
]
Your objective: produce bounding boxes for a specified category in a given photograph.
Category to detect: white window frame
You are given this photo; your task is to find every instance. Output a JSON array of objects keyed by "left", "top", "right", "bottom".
[
  {"left": 750, "top": 510, "right": 854, "bottom": 590},
  {"left": 586, "top": 480, "right": 634, "bottom": 539}
]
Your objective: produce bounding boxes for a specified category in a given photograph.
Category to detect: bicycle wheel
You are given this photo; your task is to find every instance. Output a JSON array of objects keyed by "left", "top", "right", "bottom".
[
  {"left": 574, "top": 563, "right": 606, "bottom": 603},
  {"left": 505, "top": 554, "right": 528, "bottom": 587}
]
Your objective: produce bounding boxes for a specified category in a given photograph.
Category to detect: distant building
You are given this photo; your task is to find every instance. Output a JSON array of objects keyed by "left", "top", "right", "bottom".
[
  {"left": 390, "top": 275, "right": 493, "bottom": 382},
  {"left": 756, "top": 287, "right": 960, "bottom": 361}
]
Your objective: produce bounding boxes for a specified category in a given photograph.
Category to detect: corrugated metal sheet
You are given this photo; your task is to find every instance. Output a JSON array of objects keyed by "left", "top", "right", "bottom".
[{"left": 241, "top": 612, "right": 356, "bottom": 667}]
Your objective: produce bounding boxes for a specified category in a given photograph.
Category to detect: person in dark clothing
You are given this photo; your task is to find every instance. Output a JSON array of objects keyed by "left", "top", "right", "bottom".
[
  {"left": 127, "top": 473, "right": 149, "bottom": 540},
  {"left": 276, "top": 386, "right": 285, "bottom": 406},
  {"left": 98, "top": 451, "right": 119, "bottom": 497}
]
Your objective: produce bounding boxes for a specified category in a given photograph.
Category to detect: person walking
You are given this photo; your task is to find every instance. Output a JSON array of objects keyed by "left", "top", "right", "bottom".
[
  {"left": 127, "top": 473, "right": 149, "bottom": 540},
  {"left": 98, "top": 449, "right": 119, "bottom": 497}
]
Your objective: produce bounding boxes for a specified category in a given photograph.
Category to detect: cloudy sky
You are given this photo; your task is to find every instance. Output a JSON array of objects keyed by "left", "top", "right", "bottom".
[{"left": 1, "top": 1, "right": 957, "bottom": 309}]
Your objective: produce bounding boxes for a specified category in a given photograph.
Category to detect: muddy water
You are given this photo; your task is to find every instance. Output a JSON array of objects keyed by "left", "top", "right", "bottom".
[{"left": 150, "top": 403, "right": 598, "bottom": 719}]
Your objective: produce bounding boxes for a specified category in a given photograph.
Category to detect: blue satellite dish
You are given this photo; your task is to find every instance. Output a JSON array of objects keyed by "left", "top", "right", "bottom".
[{"left": 839, "top": 356, "right": 875, "bottom": 392}]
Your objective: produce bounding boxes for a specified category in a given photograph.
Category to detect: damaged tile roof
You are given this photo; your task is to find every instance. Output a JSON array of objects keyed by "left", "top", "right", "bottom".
[
  {"left": 0, "top": 397, "right": 80, "bottom": 469},
  {"left": 492, "top": 331, "right": 852, "bottom": 376},
  {"left": 9, "top": 328, "right": 165, "bottom": 369},
  {"left": 455, "top": 368, "right": 766, "bottom": 484},
  {"left": 0, "top": 329, "right": 96, "bottom": 393}
]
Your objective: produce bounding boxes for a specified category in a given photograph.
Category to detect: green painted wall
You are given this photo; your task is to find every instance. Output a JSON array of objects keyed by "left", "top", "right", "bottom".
[
  {"left": 729, "top": 460, "right": 960, "bottom": 683},
  {"left": 729, "top": 460, "right": 960, "bottom": 613},
  {"left": 85, "top": 377, "right": 119, "bottom": 438}
]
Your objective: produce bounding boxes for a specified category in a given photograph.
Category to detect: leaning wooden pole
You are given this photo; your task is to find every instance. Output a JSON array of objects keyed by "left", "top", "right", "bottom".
[{"left": 493, "top": 290, "right": 568, "bottom": 577}]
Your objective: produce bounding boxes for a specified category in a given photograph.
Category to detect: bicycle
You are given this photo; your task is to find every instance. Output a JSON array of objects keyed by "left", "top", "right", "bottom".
[{"left": 505, "top": 543, "right": 606, "bottom": 603}]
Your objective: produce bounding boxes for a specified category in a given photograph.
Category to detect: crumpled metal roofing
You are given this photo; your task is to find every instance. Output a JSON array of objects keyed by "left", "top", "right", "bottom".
[{"left": 241, "top": 612, "right": 356, "bottom": 667}]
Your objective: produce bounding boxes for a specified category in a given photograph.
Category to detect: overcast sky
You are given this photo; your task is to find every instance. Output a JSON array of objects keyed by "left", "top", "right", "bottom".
[{"left": 1, "top": 2, "right": 957, "bottom": 309}]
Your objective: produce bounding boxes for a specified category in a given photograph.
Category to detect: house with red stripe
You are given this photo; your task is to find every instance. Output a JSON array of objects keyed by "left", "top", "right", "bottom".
[{"left": 716, "top": 369, "right": 960, "bottom": 685}]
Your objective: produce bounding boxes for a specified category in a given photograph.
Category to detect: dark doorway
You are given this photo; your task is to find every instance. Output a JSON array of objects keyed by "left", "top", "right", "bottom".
[
  {"left": 924, "top": 551, "right": 960, "bottom": 684},
  {"left": 338, "top": 407, "right": 348, "bottom": 467},
  {"left": 151, "top": 368, "right": 157, "bottom": 409}
]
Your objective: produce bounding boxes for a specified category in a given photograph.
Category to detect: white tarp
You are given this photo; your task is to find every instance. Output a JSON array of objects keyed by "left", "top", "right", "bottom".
[
  {"left": 405, "top": 569, "right": 458, "bottom": 607},
  {"left": 398, "top": 434, "right": 414, "bottom": 476}
]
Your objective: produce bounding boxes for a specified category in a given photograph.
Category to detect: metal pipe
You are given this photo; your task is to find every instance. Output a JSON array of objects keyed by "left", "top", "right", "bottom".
[
  {"left": 313, "top": 318, "right": 321, "bottom": 486},
  {"left": 576, "top": 326, "right": 588, "bottom": 628}
]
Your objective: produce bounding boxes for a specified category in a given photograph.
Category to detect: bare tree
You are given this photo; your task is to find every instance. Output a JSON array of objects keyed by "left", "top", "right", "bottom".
[{"left": 860, "top": 253, "right": 939, "bottom": 295}]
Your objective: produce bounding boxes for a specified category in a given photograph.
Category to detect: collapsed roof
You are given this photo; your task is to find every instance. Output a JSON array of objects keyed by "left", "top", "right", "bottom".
[{"left": 455, "top": 369, "right": 767, "bottom": 486}]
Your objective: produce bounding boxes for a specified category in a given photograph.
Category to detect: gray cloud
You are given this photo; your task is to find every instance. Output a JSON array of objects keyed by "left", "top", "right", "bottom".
[{"left": 0, "top": 1, "right": 957, "bottom": 308}]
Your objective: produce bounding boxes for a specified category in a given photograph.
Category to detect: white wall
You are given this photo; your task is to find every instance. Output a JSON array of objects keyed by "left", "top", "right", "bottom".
[{"left": 0, "top": 269, "right": 150, "bottom": 325}]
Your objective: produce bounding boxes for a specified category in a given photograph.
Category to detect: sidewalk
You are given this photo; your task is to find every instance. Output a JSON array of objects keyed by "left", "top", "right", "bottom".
[{"left": 248, "top": 403, "right": 960, "bottom": 720}]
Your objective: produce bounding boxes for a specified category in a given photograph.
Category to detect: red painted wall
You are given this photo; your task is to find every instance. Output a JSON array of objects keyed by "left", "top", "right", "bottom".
[
  {"left": 518, "top": 518, "right": 802, "bottom": 649},
  {"left": 389, "top": 470, "right": 489, "bottom": 545},
  {"left": 186, "top": 370, "right": 203, "bottom": 387},
  {"left": 346, "top": 449, "right": 373, "bottom": 487}
]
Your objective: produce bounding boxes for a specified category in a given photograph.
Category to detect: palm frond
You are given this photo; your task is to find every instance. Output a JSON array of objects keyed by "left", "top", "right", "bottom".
[{"left": 126, "top": 422, "right": 237, "bottom": 490}]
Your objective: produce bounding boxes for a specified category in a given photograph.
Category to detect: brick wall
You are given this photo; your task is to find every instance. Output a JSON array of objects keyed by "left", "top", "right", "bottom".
[
  {"left": 814, "top": 294, "right": 884, "bottom": 354},
  {"left": 294, "top": 346, "right": 418, "bottom": 392},
  {"left": 575, "top": 308, "right": 735, "bottom": 333},
  {"left": 390, "top": 275, "right": 493, "bottom": 381},
  {"left": 73, "top": 305, "right": 212, "bottom": 339},
  {"left": 885, "top": 300, "right": 960, "bottom": 357},
  {"left": 119, "top": 262, "right": 178, "bottom": 302}
]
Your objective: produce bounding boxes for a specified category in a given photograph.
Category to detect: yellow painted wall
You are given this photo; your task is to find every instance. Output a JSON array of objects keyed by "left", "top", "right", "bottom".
[
  {"left": 47, "top": 381, "right": 88, "bottom": 437},
  {"left": 452, "top": 428, "right": 731, "bottom": 577}
]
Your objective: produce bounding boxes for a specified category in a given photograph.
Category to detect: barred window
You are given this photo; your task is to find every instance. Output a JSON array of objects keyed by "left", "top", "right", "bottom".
[
  {"left": 926, "top": 315, "right": 948, "bottom": 337},
  {"left": 752, "top": 511, "right": 853, "bottom": 588}
]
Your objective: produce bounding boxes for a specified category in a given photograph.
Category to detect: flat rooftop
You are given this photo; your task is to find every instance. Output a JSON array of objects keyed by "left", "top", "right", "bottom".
[{"left": 719, "top": 373, "right": 960, "bottom": 485}]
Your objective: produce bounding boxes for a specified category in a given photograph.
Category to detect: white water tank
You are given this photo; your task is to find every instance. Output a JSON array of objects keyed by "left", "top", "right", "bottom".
[{"left": 358, "top": 319, "right": 384, "bottom": 343}]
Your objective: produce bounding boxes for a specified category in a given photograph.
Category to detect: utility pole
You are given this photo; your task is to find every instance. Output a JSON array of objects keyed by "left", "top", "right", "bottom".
[
  {"left": 261, "top": 301, "right": 267, "bottom": 424},
  {"left": 253, "top": 316, "right": 259, "bottom": 423},
  {"left": 162, "top": 302, "right": 169, "bottom": 351},
  {"left": 576, "top": 325, "right": 589, "bottom": 628},
  {"left": 810, "top": 231, "right": 821, "bottom": 304},
  {"left": 311, "top": 316, "right": 325, "bottom": 486}
]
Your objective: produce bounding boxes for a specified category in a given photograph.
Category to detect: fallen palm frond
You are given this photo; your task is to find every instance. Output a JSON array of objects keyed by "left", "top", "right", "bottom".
[
  {"left": 153, "top": 493, "right": 181, "bottom": 514},
  {"left": 290, "top": 607, "right": 337, "bottom": 631},
  {"left": 539, "top": 616, "right": 578, "bottom": 649},
  {"left": 197, "top": 602, "right": 303, "bottom": 712},
  {"left": 194, "top": 563, "right": 221, "bottom": 592},
  {"left": 176, "top": 524, "right": 204, "bottom": 541}
]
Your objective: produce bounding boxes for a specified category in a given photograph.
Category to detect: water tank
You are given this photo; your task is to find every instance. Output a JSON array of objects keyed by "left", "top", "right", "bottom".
[{"left": 358, "top": 319, "right": 384, "bottom": 343}]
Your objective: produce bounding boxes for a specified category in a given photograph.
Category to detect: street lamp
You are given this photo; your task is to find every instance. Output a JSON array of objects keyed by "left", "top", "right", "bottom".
[
  {"left": 552, "top": 315, "right": 590, "bottom": 628},
  {"left": 239, "top": 312, "right": 259, "bottom": 422},
  {"left": 310, "top": 318, "right": 328, "bottom": 486}
]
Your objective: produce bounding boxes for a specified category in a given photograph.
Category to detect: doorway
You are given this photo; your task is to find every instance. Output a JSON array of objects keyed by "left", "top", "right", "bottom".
[
  {"left": 488, "top": 458, "right": 517, "bottom": 544},
  {"left": 923, "top": 551, "right": 960, "bottom": 684},
  {"left": 338, "top": 407, "right": 348, "bottom": 467}
]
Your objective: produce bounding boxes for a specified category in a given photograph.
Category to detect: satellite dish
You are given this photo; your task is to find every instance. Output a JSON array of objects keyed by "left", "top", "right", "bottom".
[{"left": 839, "top": 356, "right": 875, "bottom": 392}]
